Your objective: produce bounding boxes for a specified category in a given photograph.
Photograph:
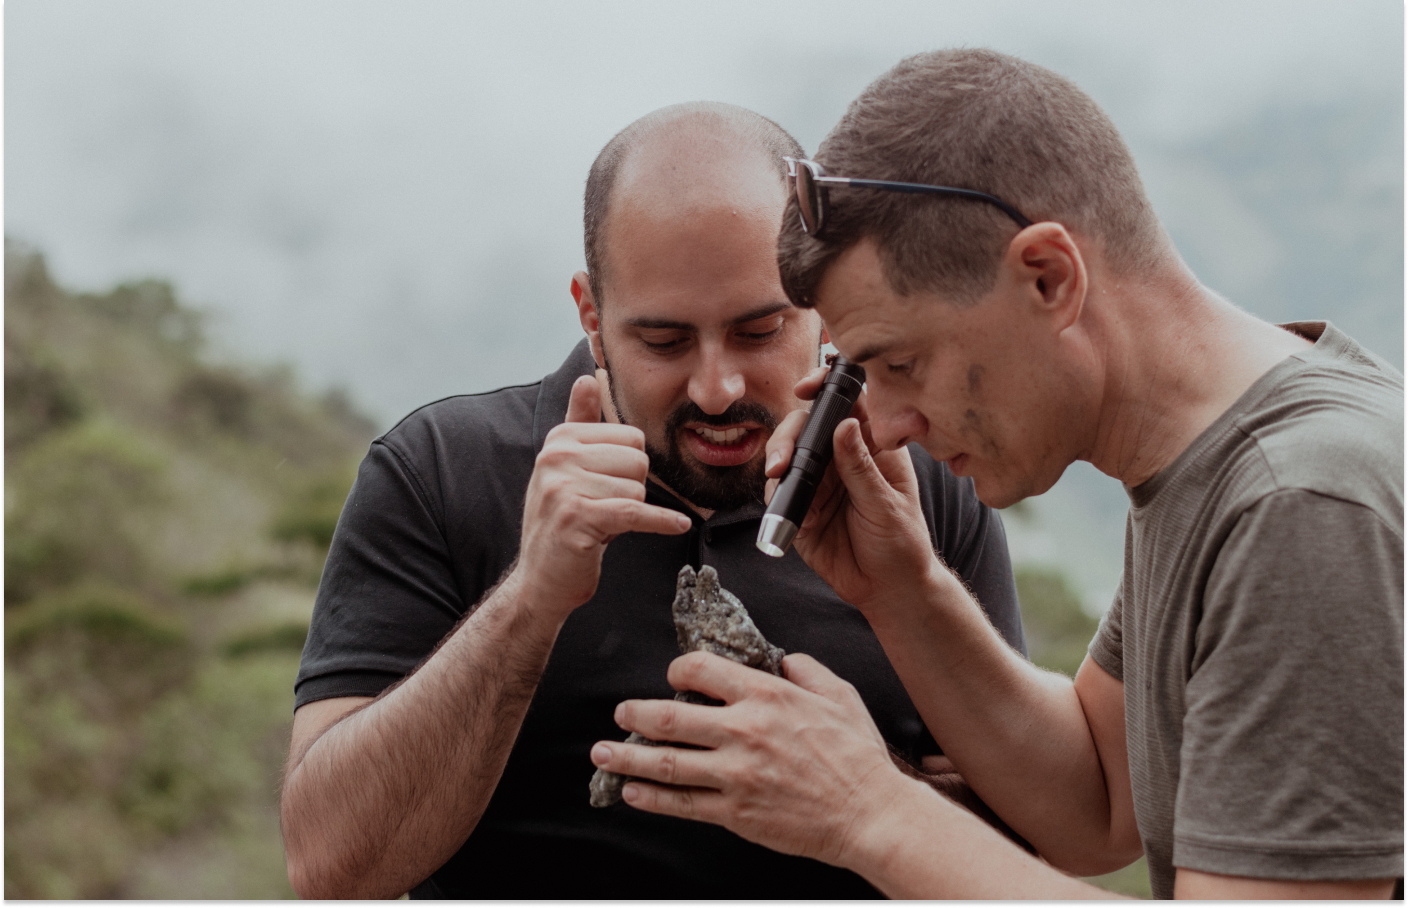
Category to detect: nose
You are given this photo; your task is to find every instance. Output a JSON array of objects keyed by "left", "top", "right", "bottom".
[
  {"left": 687, "top": 344, "right": 747, "bottom": 416},
  {"left": 868, "top": 397, "right": 928, "bottom": 451}
]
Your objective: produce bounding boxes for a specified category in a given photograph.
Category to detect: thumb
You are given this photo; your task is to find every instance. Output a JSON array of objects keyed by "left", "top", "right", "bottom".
[
  {"left": 565, "top": 374, "right": 603, "bottom": 424},
  {"left": 830, "top": 418, "right": 895, "bottom": 504}
]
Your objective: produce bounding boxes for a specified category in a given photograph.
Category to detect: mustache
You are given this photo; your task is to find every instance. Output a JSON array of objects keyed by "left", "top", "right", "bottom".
[{"left": 664, "top": 400, "right": 779, "bottom": 434}]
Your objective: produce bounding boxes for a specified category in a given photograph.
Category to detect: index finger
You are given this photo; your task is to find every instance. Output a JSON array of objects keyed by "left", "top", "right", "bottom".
[
  {"left": 764, "top": 408, "right": 810, "bottom": 483},
  {"left": 612, "top": 695, "right": 730, "bottom": 750},
  {"left": 666, "top": 650, "right": 790, "bottom": 705},
  {"left": 790, "top": 364, "right": 829, "bottom": 403}
]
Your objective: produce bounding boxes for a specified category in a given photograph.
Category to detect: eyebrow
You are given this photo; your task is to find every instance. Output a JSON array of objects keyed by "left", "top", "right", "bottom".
[
  {"left": 624, "top": 301, "right": 793, "bottom": 331},
  {"left": 849, "top": 341, "right": 895, "bottom": 365}
]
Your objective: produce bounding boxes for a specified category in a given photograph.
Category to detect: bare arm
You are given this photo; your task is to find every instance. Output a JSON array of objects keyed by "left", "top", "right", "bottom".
[
  {"left": 280, "top": 375, "right": 691, "bottom": 898},
  {"left": 282, "top": 570, "right": 564, "bottom": 898},
  {"left": 758, "top": 377, "right": 1139, "bottom": 872},
  {"left": 1174, "top": 869, "right": 1397, "bottom": 899},
  {"left": 852, "top": 558, "right": 1139, "bottom": 873}
]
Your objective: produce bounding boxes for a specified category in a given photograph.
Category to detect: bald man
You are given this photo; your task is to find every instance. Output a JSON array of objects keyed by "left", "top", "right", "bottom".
[{"left": 278, "top": 103, "right": 1024, "bottom": 899}]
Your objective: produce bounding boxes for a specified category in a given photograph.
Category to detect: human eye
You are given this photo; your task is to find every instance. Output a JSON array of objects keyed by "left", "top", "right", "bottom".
[
  {"left": 735, "top": 316, "right": 785, "bottom": 344},
  {"left": 885, "top": 359, "right": 915, "bottom": 376},
  {"left": 637, "top": 329, "right": 690, "bottom": 353}
]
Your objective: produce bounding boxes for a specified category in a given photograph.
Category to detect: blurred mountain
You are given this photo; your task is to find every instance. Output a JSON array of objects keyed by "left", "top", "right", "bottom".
[
  {"left": 1151, "top": 91, "right": 1403, "bottom": 370},
  {"left": 4, "top": 239, "right": 375, "bottom": 898},
  {"left": 998, "top": 89, "right": 1404, "bottom": 619}
]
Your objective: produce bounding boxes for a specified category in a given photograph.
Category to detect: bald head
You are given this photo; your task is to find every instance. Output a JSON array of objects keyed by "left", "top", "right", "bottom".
[{"left": 583, "top": 102, "right": 803, "bottom": 307}]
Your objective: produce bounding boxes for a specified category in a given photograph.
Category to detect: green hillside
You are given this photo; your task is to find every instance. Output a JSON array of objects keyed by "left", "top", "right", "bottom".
[{"left": 4, "top": 239, "right": 375, "bottom": 898}]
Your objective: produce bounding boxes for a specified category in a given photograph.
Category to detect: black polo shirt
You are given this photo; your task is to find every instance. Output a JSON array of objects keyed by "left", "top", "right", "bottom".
[{"left": 296, "top": 339, "right": 1024, "bottom": 899}]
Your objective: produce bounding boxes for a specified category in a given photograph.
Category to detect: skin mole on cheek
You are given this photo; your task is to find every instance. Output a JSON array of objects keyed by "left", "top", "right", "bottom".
[{"left": 966, "top": 364, "right": 984, "bottom": 396}]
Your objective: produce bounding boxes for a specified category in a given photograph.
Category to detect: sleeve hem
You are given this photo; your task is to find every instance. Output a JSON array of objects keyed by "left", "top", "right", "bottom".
[
  {"left": 1174, "top": 837, "right": 1403, "bottom": 882},
  {"left": 1087, "top": 633, "right": 1123, "bottom": 682},
  {"left": 294, "top": 669, "right": 403, "bottom": 710}
]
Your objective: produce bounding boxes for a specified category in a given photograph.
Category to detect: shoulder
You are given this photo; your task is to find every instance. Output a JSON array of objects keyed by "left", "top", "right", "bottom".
[
  {"left": 380, "top": 382, "right": 543, "bottom": 459},
  {"left": 358, "top": 341, "right": 594, "bottom": 514},
  {"left": 375, "top": 338, "right": 595, "bottom": 471},
  {"left": 365, "top": 381, "right": 546, "bottom": 514},
  {"left": 1237, "top": 342, "right": 1402, "bottom": 526}
]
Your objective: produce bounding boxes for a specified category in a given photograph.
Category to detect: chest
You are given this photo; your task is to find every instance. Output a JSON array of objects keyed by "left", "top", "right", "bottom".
[{"left": 527, "top": 519, "right": 933, "bottom": 760}]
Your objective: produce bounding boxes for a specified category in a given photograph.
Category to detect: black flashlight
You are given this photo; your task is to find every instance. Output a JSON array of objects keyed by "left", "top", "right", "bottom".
[{"left": 756, "top": 355, "right": 866, "bottom": 557}]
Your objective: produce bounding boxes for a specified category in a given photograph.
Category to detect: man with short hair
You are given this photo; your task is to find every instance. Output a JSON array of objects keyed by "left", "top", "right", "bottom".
[
  {"left": 279, "top": 101, "right": 1025, "bottom": 899},
  {"left": 590, "top": 51, "right": 1404, "bottom": 899}
]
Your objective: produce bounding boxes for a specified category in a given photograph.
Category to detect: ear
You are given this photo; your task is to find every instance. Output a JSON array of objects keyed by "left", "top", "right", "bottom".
[
  {"left": 571, "top": 271, "right": 607, "bottom": 369},
  {"left": 1004, "top": 223, "right": 1086, "bottom": 333}
]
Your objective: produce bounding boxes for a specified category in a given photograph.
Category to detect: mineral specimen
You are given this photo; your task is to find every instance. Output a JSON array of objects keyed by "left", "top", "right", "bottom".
[{"left": 589, "top": 564, "right": 785, "bottom": 808}]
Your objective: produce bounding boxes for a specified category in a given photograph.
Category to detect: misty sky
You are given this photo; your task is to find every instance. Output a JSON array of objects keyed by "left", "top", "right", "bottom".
[{"left": 7, "top": 0, "right": 1404, "bottom": 426}]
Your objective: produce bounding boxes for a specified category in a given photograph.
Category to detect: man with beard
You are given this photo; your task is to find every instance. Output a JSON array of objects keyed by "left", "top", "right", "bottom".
[{"left": 279, "top": 102, "right": 1024, "bottom": 899}]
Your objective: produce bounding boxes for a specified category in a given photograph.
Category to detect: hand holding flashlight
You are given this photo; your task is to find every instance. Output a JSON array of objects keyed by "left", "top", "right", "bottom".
[{"left": 757, "top": 356, "right": 866, "bottom": 556}]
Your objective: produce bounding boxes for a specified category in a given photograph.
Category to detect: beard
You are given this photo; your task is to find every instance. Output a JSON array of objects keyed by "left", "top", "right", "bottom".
[
  {"left": 605, "top": 362, "right": 778, "bottom": 512},
  {"left": 646, "top": 398, "right": 778, "bottom": 511}
]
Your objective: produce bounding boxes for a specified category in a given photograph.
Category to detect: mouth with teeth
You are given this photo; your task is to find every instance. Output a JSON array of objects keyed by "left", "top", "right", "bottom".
[{"left": 683, "top": 423, "right": 764, "bottom": 467}]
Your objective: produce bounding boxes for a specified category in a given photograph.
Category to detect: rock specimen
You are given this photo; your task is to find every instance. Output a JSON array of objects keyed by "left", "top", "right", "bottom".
[{"left": 589, "top": 564, "right": 784, "bottom": 807}]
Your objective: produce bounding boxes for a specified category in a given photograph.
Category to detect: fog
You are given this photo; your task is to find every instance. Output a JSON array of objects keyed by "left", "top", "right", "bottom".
[{"left": 8, "top": 0, "right": 1403, "bottom": 426}]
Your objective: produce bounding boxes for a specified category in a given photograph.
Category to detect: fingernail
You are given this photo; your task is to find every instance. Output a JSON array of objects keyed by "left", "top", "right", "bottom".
[
  {"left": 622, "top": 783, "right": 640, "bottom": 803},
  {"left": 677, "top": 514, "right": 692, "bottom": 532},
  {"left": 591, "top": 743, "right": 611, "bottom": 766},
  {"left": 765, "top": 450, "right": 781, "bottom": 473}
]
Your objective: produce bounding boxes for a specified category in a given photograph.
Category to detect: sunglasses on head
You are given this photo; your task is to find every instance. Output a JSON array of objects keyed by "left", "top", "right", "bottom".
[{"left": 784, "top": 156, "right": 1033, "bottom": 238}]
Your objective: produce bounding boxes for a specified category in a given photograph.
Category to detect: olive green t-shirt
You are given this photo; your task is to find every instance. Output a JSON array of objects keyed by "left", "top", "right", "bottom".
[{"left": 1089, "top": 322, "right": 1403, "bottom": 899}]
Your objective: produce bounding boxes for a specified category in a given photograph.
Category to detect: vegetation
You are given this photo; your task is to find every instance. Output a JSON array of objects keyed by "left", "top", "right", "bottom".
[
  {"left": 1016, "top": 565, "right": 1100, "bottom": 679},
  {"left": 4, "top": 240, "right": 375, "bottom": 898}
]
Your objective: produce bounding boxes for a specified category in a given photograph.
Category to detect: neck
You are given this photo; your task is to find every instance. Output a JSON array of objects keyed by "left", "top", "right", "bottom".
[{"left": 1081, "top": 269, "right": 1312, "bottom": 488}]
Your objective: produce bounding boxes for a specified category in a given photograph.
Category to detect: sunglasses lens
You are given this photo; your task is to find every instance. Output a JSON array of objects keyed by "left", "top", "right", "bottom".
[{"left": 795, "top": 162, "right": 822, "bottom": 235}]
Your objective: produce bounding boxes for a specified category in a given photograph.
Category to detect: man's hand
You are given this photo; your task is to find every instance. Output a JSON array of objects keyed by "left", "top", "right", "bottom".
[
  {"left": 282, "top": 373, "right": 693, "bottom": 898},
  {"left": 764, "top": 368, "right": 944, "bottom": 614},
  {"left": 518, "top": 374, "right": 692, "bottom": 617},
  {"left": 589, "top": 651, "right": 915, "bottom": 868},
  {"left": 586, "top": 653, "right": 1130, "bottom": 899}
]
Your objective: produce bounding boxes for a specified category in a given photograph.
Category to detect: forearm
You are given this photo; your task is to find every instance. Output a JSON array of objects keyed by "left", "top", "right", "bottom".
[
  {"left": 860, "top": 564, "right": 1132, "bottom": 872},
  {"left": 842, "top": 769, "right": 1126, "bottom": 899},
  {"left": 281, "top": 569, "right": 561, "bottom": 898}
]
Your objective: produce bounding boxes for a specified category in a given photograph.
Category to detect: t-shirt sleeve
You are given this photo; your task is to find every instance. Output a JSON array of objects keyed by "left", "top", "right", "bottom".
[
  {"left": 293, "top": 438, "right": 472, "bottom": 708},
  {"left": 1173, "top": 489, "right": 1403, "bottom": 882},
  {"left": 1088, "top": 578, "right": 1124, "bottom": 682}
]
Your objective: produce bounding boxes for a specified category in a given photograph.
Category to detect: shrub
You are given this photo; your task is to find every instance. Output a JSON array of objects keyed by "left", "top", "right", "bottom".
[
  {"left": 5, "top": 422, "right": 169, "bottom": 603},
  {"left": 172, "top": 367, "right": 255, "bottom": 436},
  {"left": 223, "top": 621, "right": 309, "bottom": 658},
  {"left": 270, "top": 468, "right": 356, "bottom": 551},
  {"left": 4, "top": 342, "right": 87, "bottom": 451},
  {"left": 6, "top": 585, "right": 191, "bottom": 719},
  {"left": 1015, "top": 566, "right": 1100, "bottom": 678}
]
